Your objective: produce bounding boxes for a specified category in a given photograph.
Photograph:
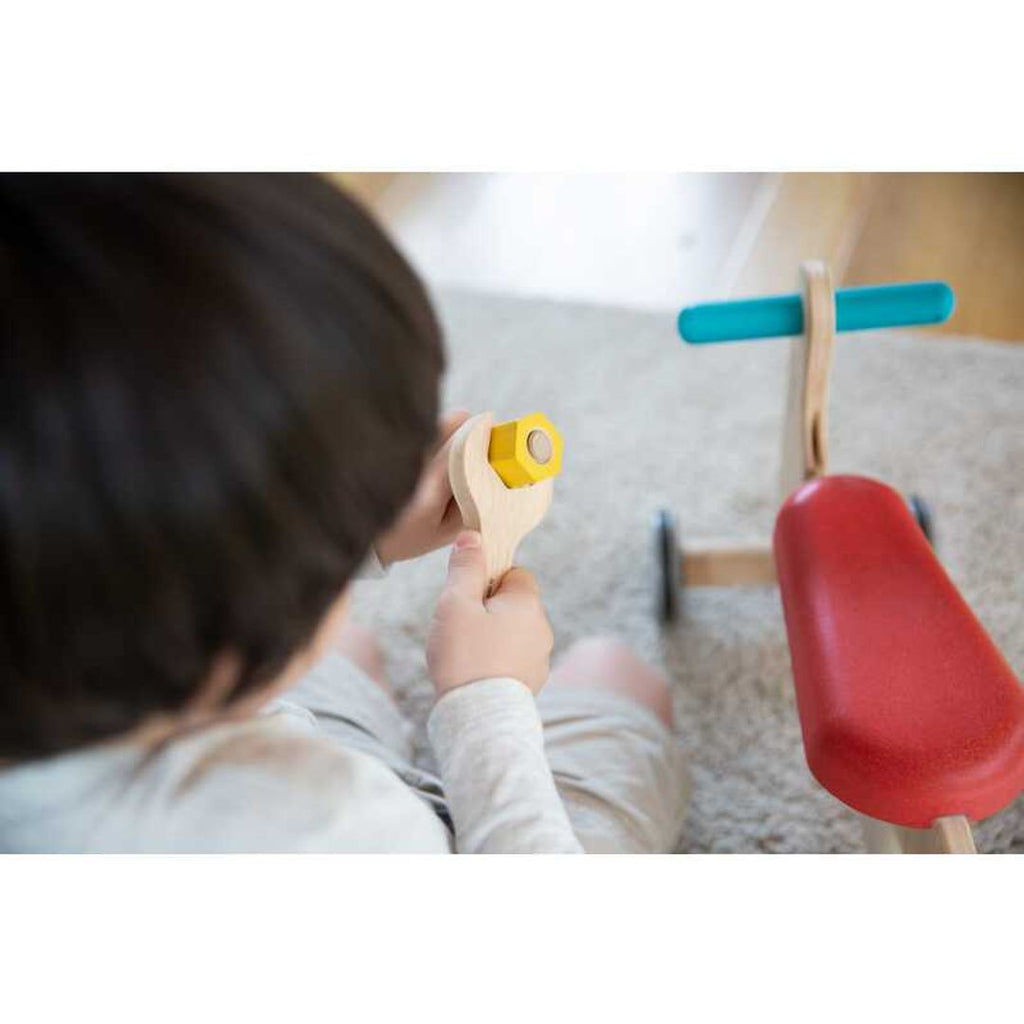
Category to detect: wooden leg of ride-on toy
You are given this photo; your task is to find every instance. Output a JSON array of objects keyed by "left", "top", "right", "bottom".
[{"left": 862, "top": 815, "right": 977, "bottom": 854}]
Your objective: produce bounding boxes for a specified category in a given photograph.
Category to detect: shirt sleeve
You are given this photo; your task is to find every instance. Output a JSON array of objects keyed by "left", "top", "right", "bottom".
[{"left": 427, "top": 677, "right": 584, "bottom": 854}]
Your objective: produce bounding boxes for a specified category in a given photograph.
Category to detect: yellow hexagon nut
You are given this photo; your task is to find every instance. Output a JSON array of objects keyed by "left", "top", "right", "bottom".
[{"left": 488, "top": 412, "right": 563, "bottom": 488}]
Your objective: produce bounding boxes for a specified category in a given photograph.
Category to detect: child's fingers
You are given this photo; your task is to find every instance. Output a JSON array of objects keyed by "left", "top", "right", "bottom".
[
  {"left": 434, "top": 409, "right": 471, "bottom": 452},
  {"left": 433, "top": 411, "right": 471, "bottom": 471},
  {"left": 439, "top": 497, "right": 465, "bottom": 534},
  {"left": 418, "top": 411, "right": 470, "bottom": 515},
  {"left": 417, "top": 441, "right": 456, "bottom": 514},
  {"left": 442, "top": 531, "right": 488, "bottom": 603}
]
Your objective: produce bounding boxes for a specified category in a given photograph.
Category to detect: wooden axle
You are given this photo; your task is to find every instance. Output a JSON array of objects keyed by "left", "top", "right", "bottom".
[{"left": 681, "top": 542, "right": 775, "bottom": 587}]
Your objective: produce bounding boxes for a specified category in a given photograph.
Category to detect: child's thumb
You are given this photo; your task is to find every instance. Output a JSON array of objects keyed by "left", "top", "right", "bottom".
[{"left": 444, "top": 531, "right": 488, "bottom": 602}]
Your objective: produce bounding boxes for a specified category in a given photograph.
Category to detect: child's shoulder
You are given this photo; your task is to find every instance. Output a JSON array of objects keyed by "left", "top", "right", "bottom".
[
  {"left": 137, "top": 713, "right": 448, "bottom": 852},
  {"left": 0, "top": 712, "right": 447, "bottom": 853}
]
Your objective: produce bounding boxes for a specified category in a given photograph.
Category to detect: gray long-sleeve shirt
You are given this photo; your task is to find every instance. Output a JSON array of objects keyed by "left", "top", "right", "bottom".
[{"left": 0, "top": 676, "right": 583, "bottom": 853}]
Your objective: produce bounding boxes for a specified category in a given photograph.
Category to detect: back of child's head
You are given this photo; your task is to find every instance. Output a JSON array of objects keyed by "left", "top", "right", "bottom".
[{"left": 0, "top": 173, "right": 444, "bottom": 760}]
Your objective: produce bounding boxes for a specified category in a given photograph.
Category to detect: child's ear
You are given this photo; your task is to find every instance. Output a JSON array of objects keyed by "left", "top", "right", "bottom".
[{"left": 436, "top": 409, "right": 471, "bottom": 448}]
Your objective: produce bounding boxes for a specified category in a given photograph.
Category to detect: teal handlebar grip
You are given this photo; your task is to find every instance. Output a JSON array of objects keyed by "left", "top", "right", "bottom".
[{"left": 678, "top": 281, "right": 955, "bottom": 344}]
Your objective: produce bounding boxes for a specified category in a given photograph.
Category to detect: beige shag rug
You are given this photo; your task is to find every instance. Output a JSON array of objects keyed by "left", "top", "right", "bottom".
[{"left": 351, "top": 288, "right": 1024, "bottom": 853}]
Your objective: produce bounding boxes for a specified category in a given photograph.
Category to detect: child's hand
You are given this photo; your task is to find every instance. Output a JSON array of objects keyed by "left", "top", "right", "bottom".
[
  {"left": 375, "top": 410, "right": 470, "bottom": 567},
  {"left": 427, "top": 531, "right": 554, "bottom": 696}
]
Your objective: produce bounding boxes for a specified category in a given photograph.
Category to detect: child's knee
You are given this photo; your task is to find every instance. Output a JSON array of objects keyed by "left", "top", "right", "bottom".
[
  {"left": 333, "top": 621, "right": 390, "bottom": 694},
  {"left": 550, "top": 635, "right": 674, "bottom": 729}
]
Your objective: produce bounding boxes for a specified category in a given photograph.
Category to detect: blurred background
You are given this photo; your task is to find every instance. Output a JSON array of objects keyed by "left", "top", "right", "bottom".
[{"left": 335, "top": 173, "right": 1024, "bottom": 341}]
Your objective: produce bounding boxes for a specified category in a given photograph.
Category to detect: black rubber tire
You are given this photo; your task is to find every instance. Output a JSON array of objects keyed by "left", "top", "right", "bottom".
[
  {"left": 654, "top": 509, "right": 680, "bottom": 624},
  {"left": 908, "top": 493, "right": 935, "bottom": 547}
]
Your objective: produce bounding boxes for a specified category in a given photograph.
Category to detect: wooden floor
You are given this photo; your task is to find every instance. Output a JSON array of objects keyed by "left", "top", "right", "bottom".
[{"left": 337, "top": 173, "right": 1024, "bottom": 342}]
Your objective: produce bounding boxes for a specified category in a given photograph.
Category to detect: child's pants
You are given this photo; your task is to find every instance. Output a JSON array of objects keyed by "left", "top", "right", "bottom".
[{"left": 289, "top": 656, "right": 691, "bottom": 853}]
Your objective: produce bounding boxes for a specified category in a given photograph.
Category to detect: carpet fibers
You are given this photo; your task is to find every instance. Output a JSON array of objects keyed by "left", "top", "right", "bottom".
[{"left": 351, "top": 289, "right": 1023, "bottom": 853}]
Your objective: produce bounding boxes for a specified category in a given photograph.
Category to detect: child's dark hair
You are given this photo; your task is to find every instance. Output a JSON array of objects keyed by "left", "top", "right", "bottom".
[{"left": 0, "top": 173, "right": 444, "bottom": 760}]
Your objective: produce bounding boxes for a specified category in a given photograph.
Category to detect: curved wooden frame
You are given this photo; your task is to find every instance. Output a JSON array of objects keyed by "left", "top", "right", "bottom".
[{"left": 779, "top": 260, "right": 837, "bottom": 497}]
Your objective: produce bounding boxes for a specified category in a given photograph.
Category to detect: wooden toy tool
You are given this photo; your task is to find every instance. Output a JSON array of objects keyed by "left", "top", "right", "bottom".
[{"left": 448, "top": 411, "right": 563, "bottom": 592}]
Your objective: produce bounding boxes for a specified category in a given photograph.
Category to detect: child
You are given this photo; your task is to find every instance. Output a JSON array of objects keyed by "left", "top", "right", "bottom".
[{"left": 0, "top": 174, "right": 688, "bottom": 853}]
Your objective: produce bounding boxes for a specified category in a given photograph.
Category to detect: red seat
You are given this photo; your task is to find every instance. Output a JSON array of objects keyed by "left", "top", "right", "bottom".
[{"left": 774, "top": 475, "right": 1024, "bottom": 828}]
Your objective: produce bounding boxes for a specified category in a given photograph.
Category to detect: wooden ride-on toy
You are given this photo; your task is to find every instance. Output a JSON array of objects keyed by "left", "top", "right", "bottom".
[{"left": 669, "top": 263, "right": 1024, "bottom": 852}]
